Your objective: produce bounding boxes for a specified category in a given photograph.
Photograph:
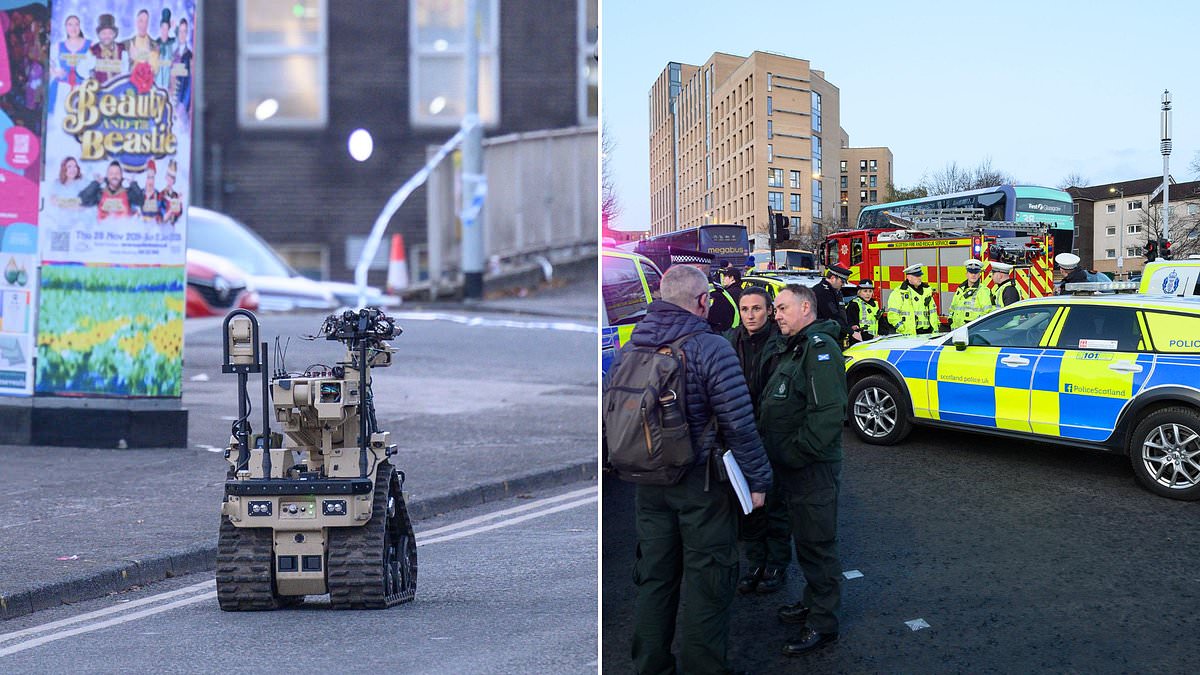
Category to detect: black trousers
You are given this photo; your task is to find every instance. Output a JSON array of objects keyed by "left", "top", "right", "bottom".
[{"left": 778, "top": 460, "right": 842, "bottom": 634}]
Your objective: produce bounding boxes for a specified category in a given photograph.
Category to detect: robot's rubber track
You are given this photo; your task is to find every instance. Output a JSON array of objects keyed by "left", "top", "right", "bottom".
[
  {"left": 327, "top": 462, "right": 418, "bottom": 609},
  {"left": 216, "top": 517, "right": 282, "bottom": 611}
]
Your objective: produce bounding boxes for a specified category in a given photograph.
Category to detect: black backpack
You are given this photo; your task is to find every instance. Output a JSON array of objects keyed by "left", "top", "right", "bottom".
[{"left": 603, "top": 333, "right": 703, "bottom": 485}]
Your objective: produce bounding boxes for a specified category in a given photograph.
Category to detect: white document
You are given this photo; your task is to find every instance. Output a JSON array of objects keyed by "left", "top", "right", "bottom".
[{"left": 722, "top": 450, "right": 753, "bottom": 515}]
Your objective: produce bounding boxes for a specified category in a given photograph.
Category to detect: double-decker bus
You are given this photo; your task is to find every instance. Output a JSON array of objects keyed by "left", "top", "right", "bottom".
[
  {"left": 856, "top": 185, "right": 1075, "bottom": 255},
  {"left": 634, "top": 224, "right": 750, "bottom": 271}
]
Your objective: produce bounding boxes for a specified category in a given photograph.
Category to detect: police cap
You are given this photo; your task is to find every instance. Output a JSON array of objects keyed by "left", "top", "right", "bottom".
[
  {"left": 964, "top": 258, "right": 984, "bottom": 273},
  {"left": 856, "top": 279, "right": 874, "bottom": 289},
  {"left": 990, "top": 261, "right": 1014, "bottom": 274},
  {"left": 826, "top": 264, "right": 851, "bottom": 281},
  {"left": 903, "top": 263, "right": 923, "bottom": 276},
  {"left": 1055, "top": 252, "right": 1080, "bottom": 270}
]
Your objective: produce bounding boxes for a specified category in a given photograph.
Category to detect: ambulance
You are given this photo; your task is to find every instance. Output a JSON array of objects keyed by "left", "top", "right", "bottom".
[{"left": 823, "top": 210, "right": 1055, "bottom": 327}]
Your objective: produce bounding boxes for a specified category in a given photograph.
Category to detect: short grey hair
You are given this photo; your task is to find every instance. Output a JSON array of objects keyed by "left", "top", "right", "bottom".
[
  {"left": 778, "top": 283, "right": 816, "bottom": 316},
  {"left": 660, "top": 264, "right": 709, "bottom": 307}
]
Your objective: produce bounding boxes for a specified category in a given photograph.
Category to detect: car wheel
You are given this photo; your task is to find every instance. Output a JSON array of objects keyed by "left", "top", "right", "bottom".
[
  {"left": 1128, "top": 406, "right": 1200, "bottom": 501},
  {"left": 848, "top": 374, "right": 913, "bottom": 445}
]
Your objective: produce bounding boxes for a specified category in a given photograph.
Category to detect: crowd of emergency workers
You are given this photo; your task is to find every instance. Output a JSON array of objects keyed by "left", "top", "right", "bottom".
[{"left": 607, "top": 245, "right": 1087, "bottom": 674}]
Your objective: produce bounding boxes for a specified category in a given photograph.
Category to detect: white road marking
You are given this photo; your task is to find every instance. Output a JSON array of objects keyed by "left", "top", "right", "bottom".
[
  {"left": 0, "top": 488, "right": 596, "bottom": 657},
  {"left": 390, "top": 311, "right": 596, "bottom": 334},
  {"left": 905, "top": 618, "right": 931, "bottom": 631}
]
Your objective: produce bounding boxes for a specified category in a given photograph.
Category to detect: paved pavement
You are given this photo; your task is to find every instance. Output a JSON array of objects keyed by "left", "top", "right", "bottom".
[{"left": 0, "top": 270, "right": 597, "bottom": 621}]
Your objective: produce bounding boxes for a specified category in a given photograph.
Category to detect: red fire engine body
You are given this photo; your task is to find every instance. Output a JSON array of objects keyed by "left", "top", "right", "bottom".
[{"left": 822, "top": 221, "right": 1055, "bottom": 326}]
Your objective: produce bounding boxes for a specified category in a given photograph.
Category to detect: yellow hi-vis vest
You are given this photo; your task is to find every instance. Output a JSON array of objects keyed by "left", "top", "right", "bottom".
[
  {"left": 850, "top": 296, "right": 879, "bottom": 336},
  {"left": 949, "top": 280, "right": 995, "bottom": 329},
  {"left": 886, "top": 282, "right": 940, "bottom": 335}
]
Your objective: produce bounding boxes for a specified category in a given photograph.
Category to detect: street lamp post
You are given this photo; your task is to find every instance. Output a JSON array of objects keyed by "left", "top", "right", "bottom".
[{"left": 1110, "top": 186, "right": 1124, "bottom": 277}]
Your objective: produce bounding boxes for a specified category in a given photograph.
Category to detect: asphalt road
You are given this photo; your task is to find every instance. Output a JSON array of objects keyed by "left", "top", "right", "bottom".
[
  {"left": 0, "top": 296, "right": 596, "bottom": 604},
  {"left": 603, "top": 426, "right": 1200, "bottom": 673},
  {"left": 0, "top": 482, "right": 598, "bottom": 674}
]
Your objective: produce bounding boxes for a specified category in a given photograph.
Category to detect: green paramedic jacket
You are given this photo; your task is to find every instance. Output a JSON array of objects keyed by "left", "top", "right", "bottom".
[{"left": 756, "top": 319, "right": 848, "bottom": 469}]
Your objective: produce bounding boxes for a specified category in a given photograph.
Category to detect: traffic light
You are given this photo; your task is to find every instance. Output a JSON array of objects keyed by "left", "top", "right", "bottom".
[
  {"left": 774, "top": 213, "right": 790, "bottom": 242},
  {"left": 1161, "top": 238, "right": 1173, "bottom": 260},
  {"left": 1145, "top": 239, "right": 1158, "bottom": 262}
]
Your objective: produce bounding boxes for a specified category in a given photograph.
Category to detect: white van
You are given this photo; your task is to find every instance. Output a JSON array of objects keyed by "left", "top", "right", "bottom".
[{"left": 1139, "top": 259, "right": 1200, "bottom": 297}]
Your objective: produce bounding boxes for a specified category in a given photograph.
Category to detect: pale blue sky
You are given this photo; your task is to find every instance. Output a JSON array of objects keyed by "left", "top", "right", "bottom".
[{"left": 602, "top": 0, "right": 1200, "bottom": 231}]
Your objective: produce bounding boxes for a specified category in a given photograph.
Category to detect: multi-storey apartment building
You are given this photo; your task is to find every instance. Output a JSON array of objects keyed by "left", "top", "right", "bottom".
[
  {"left": 649, "top": 51, "right": 892, "bottom": 251},
  {"left": 838, "top": 147, "right": 894, "bottom": 228},
  {"left": 1068, "top": 177, "right": 1200, "bottom": 276}
]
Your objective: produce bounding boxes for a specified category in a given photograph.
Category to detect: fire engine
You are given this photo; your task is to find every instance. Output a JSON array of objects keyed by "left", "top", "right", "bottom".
[{"left": 822, "top": 208, "right": 1056, "bottom": 326}]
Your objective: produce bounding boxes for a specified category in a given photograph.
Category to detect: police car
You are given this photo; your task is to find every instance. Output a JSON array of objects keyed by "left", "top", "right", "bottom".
[
  {"left": 602, "top": 248, "right": 662, "bottom": 373},
  {"left": 843, "top": 294, "right": 1200, "bottom": 500},
  {"left": 1139, "top": 259, "right": 1200, "bottom": 297}
]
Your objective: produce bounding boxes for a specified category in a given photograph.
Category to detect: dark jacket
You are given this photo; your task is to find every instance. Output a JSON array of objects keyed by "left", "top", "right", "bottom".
[
  {"left": 723, "top": 320, "right": 785, "bottom": 409},
  {"left": 630, "top": 300, "right": 773, "bottom": 492},
  {"left": 813, "top": 278, "right": 850, "bottom": 339},
  {"left": 1057, "top": 267, "right": 1088, "bottom": 294},
  {"left": 757, "top": 319, "right": 847, "bottom": 468},
  {"left": 706, "top": 283, "right": 738, "bottom": 333}
]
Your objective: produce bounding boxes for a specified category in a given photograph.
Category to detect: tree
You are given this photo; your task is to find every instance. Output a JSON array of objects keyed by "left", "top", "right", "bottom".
[
  {"left": 918, "top": 158, "right": 1016, "bottom": 195},
  {"left": 1136, "top": 199, "right": 1200, "bottom": 261},
  {"left": 1058, "top": 172, "right": 1089, "bottom": 190},
  {"left": 1190, "top": 151, "right": 1200, "bottom": 180},
  {"left": 885, "top": 182, "right": 928, "bottom": 202},
  {"left": 601, "top": 130, "right": 620, "bottom": 229}
]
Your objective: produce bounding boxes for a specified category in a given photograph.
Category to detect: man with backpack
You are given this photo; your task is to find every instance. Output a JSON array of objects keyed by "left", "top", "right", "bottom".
[{"left": 605, "top": 263, "right": 773, "bottom": 675}]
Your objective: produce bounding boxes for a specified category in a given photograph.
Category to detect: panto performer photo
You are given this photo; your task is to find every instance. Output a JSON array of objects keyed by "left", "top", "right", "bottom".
[
  {"left": 49, "top": 15, "right": 90, "bottom": 112},
  {"left": 87, "top": 14, "right": 126, "bottom": 84},
  {"left": 157, "top": 159, "right": 183, "bottom": 225},
  {"left": 140, "top": 159, "right": 161, "bottom": 224},
  {"left": 79, "top": 161, "right": 144, "bottom": 220},
  {"left": 122, "top": 8, "right": 155, "bottom": 70},
  {"left": 49, "top": 156, "right": 87, "bottom": 210},
  {"left": 154, "top": 9, "right": 174, "bottom": 89},
  {"left": 170, "top": 18, "right": 192, "bottom": 117}
]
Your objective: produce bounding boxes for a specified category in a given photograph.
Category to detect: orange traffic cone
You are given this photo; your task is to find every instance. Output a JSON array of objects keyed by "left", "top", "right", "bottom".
[{"left": 387, "top": 233, "right": 409, "bottom": 293}]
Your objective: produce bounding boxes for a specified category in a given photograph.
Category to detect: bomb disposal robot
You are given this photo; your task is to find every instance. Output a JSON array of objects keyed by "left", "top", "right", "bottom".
[{"left": 217, "top": 308, "right": 416, "bottom": 610}]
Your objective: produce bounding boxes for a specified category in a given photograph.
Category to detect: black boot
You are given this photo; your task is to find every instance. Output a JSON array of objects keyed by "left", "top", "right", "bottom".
[
  {"left": 757, "top": 567, "right": 785, "bottom": 594},
  {"left": 736, "top": 566, "right": 764, "bottom": 594},
  {"left": 782, "top": 627, "right": 838, "bottom": 656}
]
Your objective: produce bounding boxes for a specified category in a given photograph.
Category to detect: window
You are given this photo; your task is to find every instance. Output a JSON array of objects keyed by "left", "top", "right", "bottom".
[
  {"left": 1054, "top": 306, "right": 1143, "bottom": 352},
  {"left": 578, "top": 0, "right": 597, "bottom": 122},
  {"left": 1105, "top": 249, "right": 1116, "bottom": 258},
  {"left": 968, "top": 306, "right": 1059, "bottom": 348},
  {"left": 860, "top": 190, "right": 868, "bottom": 203},
  {"left": 1129, "top": 200, "right": 1143, "bottom": 210},
  {"left": 812, "top": 180, "right": 823, "bottom": 219},
  {"left": 767, "top": 120, "right": 773, "bottom": 139},
  {"left": 851, "top": 240, "right": 863, "bottom": 265},
  {"left": 790, "top": 193, "right": 802, "bottom": 212},
  {"left": 1127, "top": 224, "right": 1142, "bottom": 234},
  {"left": 860, "top": 175, "right": 867, "bottom": 186},
  {"left": 811, "top": 135, "right": 822, "bottom": 174},
  {"left": 1106, "top": 226, "right": 1116, "bottom": 236},
  {"left": 869, "top": 190, "right": 877, "bottom": 202},
  {"left": 790, "top": 216, "right": 802, "bottom": 234},
  {"left": 639, "top": 260, "right": 662, "bottom": 298},
  {"left": 1107, "top": 204, "right": 1116, "bottom": 213},
  {"left": 767, "top": 96, "right": 773, "bottom": 115},
  {"left": 1126, "top": 247, "right": 1138, "bottom": 258},
  {"left": 767, "top": 144, "right": 773, "bottom": 163},
  {"left": 602, "top": 255, "right": 648, "bottom": 324},
  {"left": 768, "top": 191, "right": 783, "bottom": 211},
  {"left": 789, "top": 170, "right": 801, "bottom": 189},
  {"left": 840, "top": 160, "right": 847, "bottom": 173},
  {"left": 811, "top": 91, "right": 822, "bottom": 132},
  {"left": 768, "top": 168, "right": 784, "bottom": 187},
  {"left": 859, "top": 160, "right": 867, "bottom": 171},
  {"left": 409, "top": 0, "right": 501, "bottom": 128},
  {"left": 239, "top": 0, "right": 328, "bottom": 128},
  {"left": 840, "top": 176, "right": 848, "bottom": 189},
  {"left": 869, "top": 175, "right": 877, "bottom": 188},
  {"left": 870, "top": 159, "right": 877, "bottom": 171}
]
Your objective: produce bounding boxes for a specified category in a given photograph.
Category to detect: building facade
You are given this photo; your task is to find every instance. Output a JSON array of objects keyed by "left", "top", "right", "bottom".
[
  {"left": 1068, "top": 177, "right": 1200, "bottom": 276},
  {"left": 648, "top": 51, "right": 892, "bottom": 251},
  {"left": 838, "top": 147, "right": 894, "bottom": 228},
  {"left": 199, "top": 0, "right": 597, "bottom": 283}
]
